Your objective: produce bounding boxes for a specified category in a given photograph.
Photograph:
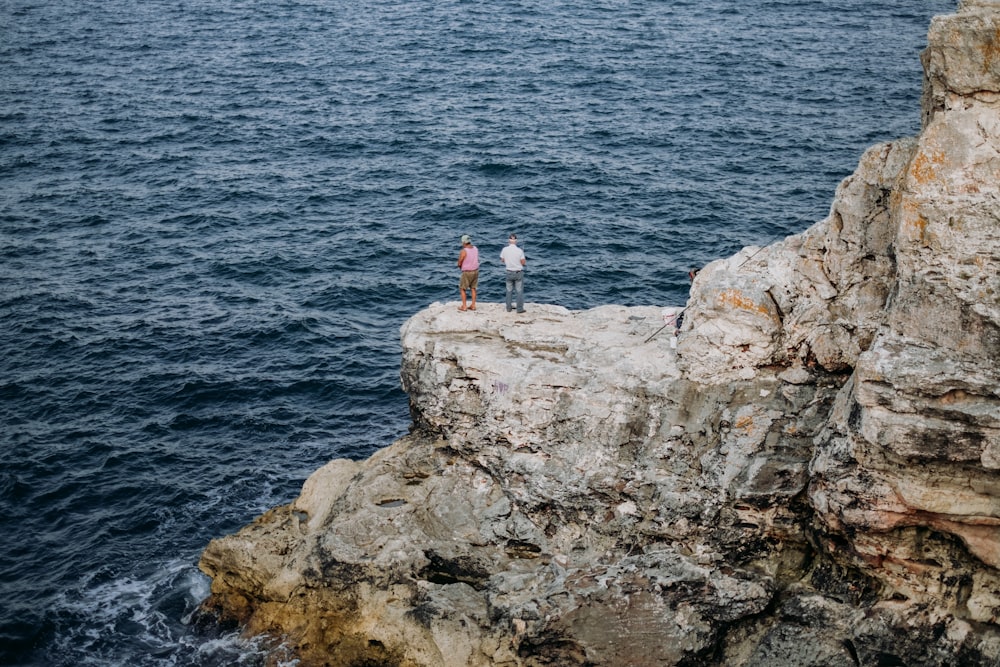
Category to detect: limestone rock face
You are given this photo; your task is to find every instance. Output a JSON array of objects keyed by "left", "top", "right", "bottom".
[
  {"left": 807, "top": 0, "right": 1000, "bottom": 630},
  {"left": 198, "top": 3, "right": 1000, "bottom": 666},
  {"left": 202, "top": 303, "right": 836, "bottom": 666}
]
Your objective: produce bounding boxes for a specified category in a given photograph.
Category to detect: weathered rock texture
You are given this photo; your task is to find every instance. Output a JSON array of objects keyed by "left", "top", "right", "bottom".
[{"left": 198, "top": 2, "right": 1000, "bottom": 665}]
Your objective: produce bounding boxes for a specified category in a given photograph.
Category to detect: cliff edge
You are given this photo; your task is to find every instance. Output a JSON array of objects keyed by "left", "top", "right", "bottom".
[{"left": 198, "top": 2, "right": 1000, "bottom": 665}]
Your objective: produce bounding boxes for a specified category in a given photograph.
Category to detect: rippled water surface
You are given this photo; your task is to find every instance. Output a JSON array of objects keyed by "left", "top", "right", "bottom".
[{"left": 1, "top": 0, "right": 955, "bottom": 664}]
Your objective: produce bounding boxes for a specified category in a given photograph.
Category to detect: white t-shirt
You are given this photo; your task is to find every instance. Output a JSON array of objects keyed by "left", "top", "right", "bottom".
[{"left": 500, "top": 244, "right": 525, "bottom": 271}]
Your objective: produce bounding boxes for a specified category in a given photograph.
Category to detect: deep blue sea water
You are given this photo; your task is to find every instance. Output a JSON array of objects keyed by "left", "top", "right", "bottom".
[{"left": 1, "top": 0, "right": 955, "bottom": 664}]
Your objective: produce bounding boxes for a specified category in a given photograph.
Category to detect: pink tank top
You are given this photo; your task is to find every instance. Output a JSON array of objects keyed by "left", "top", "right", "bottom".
[{"left": 461, "top": 246, "right": 479, "bottom": 271}]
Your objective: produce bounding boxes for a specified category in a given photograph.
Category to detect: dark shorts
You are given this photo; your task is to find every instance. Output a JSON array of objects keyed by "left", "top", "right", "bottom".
[{"left": 459, "top": 270, "right": 479, "bottom": 290}]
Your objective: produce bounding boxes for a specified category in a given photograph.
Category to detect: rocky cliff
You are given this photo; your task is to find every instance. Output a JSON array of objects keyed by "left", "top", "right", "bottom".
[{"left": 198, "top": 2, "right": 1000, "bottom": 665}]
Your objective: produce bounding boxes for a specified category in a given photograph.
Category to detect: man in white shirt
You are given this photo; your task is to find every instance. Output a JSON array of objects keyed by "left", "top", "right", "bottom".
[{"left": 500, "top": 233, "right": 526, "bottom": 313}]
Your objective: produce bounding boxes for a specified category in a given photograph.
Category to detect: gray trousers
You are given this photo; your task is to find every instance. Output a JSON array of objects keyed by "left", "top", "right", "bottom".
[{"left": 505, "top": 270, "right": 524, "bottom": 312}]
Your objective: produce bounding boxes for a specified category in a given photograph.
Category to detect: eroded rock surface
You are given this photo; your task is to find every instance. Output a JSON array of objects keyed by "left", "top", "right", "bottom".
[{"left": 198, "top": 3, "right": 1000, "bottom": 665}]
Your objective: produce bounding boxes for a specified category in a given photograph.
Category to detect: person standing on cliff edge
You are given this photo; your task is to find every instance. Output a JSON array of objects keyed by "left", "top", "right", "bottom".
[
  {"left": 500, "top": 233, "right": 526, "bottom": 313},
  {"left": 457, "top": 234, "right": 479, "bottom": 311}
]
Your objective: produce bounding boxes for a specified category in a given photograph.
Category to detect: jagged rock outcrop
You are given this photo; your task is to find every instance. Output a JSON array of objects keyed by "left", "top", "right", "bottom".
[
  {"left": 681, "top": 0, "right": 1000, "bottom": 622},
  {"left": 198, "top": 2, "right": 1000, "bottom": 665}
]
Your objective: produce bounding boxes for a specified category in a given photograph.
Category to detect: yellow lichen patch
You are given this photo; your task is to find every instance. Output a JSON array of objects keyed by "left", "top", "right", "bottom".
[
  {"left": 717, "top": 288, "right": 774, "bottom": 319},
  {"left": 734, "top": 415, "right": 754, "bottom": 430}
]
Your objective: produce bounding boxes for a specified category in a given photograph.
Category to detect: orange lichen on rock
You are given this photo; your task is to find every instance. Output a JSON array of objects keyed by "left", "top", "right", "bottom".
[
  {"left": 717, "top": 288, "right": 777, "bottom": 320},
  {"left": 898, "top": 198, "right": 930, "bottom": 246},
  {"left": 981, "top": 26, "right": 1000, "bottom": 74},
  {"left": 909, "top": 147, "right": 947, "bottom": 186}
]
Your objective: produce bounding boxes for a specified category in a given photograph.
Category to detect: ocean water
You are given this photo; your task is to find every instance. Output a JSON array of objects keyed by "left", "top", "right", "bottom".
[{"left": 0, "top": 0, "right": 955, "bottom": 664}]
